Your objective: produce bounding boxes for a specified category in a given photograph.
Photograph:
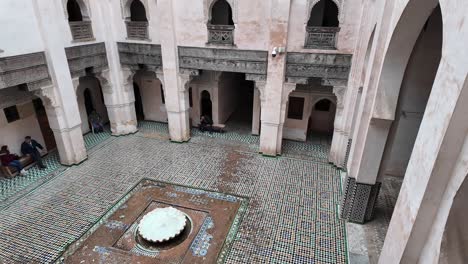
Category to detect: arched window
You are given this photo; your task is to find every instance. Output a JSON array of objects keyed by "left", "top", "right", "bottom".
[
  {"left": 307, "top": 0, "right": 339, "bottom": 27},
  {"left": 67, "top": 0, "right": 93, "bottom": 41},
  {"left": 207, "top": 0, "right": 235, "bottom": 45},
  {"left": 126, "top": 0, "right": 149, "bottom": 40},
  {"left": 67, "top": 0, "right": 83, "bottom": 22},
  {"left": 130, "top": 0, "right": 147, "bottom": 22},
  {"left": 305, "top": 0, "right": 340, "bottom": 49},
  {"left": 210, "top": 0, "right": 234, "bottom": 25}
]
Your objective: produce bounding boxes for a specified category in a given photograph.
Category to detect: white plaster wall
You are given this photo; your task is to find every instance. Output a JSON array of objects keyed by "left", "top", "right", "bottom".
[
  {"left": 134, "top": 72, "right": 167, "bottom": 123},
  {"left": 283, "top": 90, "right": 336, "bottom": 141},
  {"left": 379, "top": 9, "right": 441, "bottom": 177},
  {"left": 0, "top": 101, "right": 46, "bottom": 155},
  {"left": 0, "top": 0, "right": 44, "bottom": 56}
]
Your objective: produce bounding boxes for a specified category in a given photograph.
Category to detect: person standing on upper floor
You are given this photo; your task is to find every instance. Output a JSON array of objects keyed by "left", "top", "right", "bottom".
[
  {"left": 0, "top": 145, "right": 27, "bottom": 176},
  {"left": 21, "top": 136, "right": 47, "bottom": 169}
]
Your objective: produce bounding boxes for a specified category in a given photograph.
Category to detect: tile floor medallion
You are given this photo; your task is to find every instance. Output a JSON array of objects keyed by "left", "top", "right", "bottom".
[
  {"left": 61, "top": 179, "right": 248, "bottom": 263},
  {"left": 0, "top": 123, "right": 348, "bottom": 264}
]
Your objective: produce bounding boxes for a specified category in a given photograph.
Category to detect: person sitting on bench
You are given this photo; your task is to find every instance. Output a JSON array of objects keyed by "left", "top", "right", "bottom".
[
  {"left": 200, "top": 115, "right": 214, "bottom": 133},
  {"left": 89, "top": 110, "right": 104, "bottom": 133},
  {"left": 0, "top": 145, "right": 27, "bottom": 176},
  {"left": 21, "top": 136, "right": 46, "bottom": 169}
]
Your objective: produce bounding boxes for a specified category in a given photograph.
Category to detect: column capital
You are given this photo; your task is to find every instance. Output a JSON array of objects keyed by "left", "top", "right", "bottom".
[
  {"left": 34, "top": 85, "right": 60, "bottom": 109},
  {"left": 95, "top": 69, "right": 113, "bottom": 94},
  {"left": 333, "top": 86, "right": 346, "bottom": 110}
]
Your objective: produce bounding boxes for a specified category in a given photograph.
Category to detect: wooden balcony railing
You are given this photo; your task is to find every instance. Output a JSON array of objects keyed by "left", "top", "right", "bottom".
[
  {"left": 126, "top": 21, "right": 149, "bottom": 40},
  {"left": 207, "top": 25, "right": 235, "bottom": 45},
  {"left": 69, "top": 21, "right": 94, "bottom": 41},
  {"left": 305, "top": 27, "right": 340, "bottom": 49}
]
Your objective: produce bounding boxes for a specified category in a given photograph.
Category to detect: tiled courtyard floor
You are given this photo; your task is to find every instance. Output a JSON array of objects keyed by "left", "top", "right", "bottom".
[{"left": 0, "top": 122, "right": 347, "bottom": 263}]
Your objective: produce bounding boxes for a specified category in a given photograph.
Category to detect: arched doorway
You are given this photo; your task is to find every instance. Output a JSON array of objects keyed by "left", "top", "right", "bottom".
[
  {"left": 308, "top": 99, "right": 336, "bottom": 137},
  {"left": 378, "top": 6, "right": 442, "bottom": 181},
  {"left": 133, "top": 82, "right": 145, "bottom": 121},
  {"left": 372, "top": 3, "right": 443, "bottom": 261},
  {"left": 67, "top": 0, "right": 83, "bottom": 21},
  {"left": 200, "top": 90, "right": 212, "bottom": 119}
]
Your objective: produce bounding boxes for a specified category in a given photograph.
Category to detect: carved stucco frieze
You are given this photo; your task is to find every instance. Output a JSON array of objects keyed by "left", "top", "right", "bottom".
[
  {"left": 178, "top": 47, "right": 268, "bottom": 75},
  {"left": 286, "top": 52, "right": 352, "bottom": 86},
  {"left": 65, "top": 43, "right": 108, "bottom": 78},
  {"left": 117, "top": 42, "right": 163, "bottom": 69},
  {"left": 0, "top": 52, "right": 52, "bottom": 91}
]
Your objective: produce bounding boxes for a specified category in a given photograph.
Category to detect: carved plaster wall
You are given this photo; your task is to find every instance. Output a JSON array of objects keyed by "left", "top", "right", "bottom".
[{"left": 65, "top": 43, "right": 108, "bottom": 78}]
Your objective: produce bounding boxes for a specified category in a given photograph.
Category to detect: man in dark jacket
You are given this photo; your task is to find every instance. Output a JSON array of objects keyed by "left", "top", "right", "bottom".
[{"left": 21, "top": 136, "right": 46, "bottom": 169}]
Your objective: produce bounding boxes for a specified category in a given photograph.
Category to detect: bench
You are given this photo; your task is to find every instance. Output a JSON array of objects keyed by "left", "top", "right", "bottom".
[{"left": 0, "top": 153, "right": 47, "bottom": 178}]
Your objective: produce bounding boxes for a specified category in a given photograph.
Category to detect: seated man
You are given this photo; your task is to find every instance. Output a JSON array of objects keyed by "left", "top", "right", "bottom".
[
  {"left": 89, "top": 110, "right": 104, "bottom": 133},
  {"left": 200, "top": 115, "right": 214, "bottom": 133},
  {"left": 21, "top": 136, "right": 46, "bottom": 169},
  {"left": 0, "top": 145, "right": 26, "bottom": 176}
]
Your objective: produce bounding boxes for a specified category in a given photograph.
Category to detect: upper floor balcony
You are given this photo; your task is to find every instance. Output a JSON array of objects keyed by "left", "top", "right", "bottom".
[
  {"left": 207, "top": 24, "right": 235, "bottom": 46},
  {"left": 305, "top": 27, "right": 340, "bottom": 50},
  {"left": 69, "top": 21, "right": 94, "bottom": 41},
  {"left": 126, "top": 21, "right": 149, "bottom": 40}
]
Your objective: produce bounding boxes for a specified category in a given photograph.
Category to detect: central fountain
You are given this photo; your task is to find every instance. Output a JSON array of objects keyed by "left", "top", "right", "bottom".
[{"left": 138, "top": 207, "right": 188, "bottom": 243}]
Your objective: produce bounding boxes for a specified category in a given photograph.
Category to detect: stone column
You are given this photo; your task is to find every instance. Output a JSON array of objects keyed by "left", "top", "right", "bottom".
[
  {"left": 251, "top": 84, "right": 262, "bottom": 135},
  {"left": 157, "top": 0, "right": 196, "bottom": 142},
  {"left": 329, "top": 86, "right": 347, "bottom": 167},
  {"left": 259, "top": 0, "right": 292, "bottom": 156},
  {"left": 97, "top": 69, "right": 138, "bottom": 136},
  {"left": 34, "top": 86, "right": 87, "bottom": 165},
  {"left": 32, "top": 2, "right": 87, "bottom": 165},
  {"left": 164, "top": 70, "right": 197, "bottom": 142}
]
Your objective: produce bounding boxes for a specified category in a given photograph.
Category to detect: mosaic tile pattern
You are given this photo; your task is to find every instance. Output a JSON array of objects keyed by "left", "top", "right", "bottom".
[
  {"left": 0, "top": 129, "right": 347, "bottom": 263},
  {"left": 138, "top": 121, "right": 331, "bottom": 163},
  {"left": 0, "top": 130, "right": 112, "bottom": 208}
]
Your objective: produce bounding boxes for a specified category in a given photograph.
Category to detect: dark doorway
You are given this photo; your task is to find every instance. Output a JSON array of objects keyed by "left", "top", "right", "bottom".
[
  {"left": 67, "top": 0, "right": 83, "bottom": 22},
  {"left": 83, "top": 88, "right": 94, "bottom": 116},
  {"left": 133, "top": 82, "right": 145, "bottom": 121},
  {"left": 130, "top": 0, "right": 148, "bottom": 21},
  {"left": 33, "top": 99, "right": 57, "bottom": 151},
  {"left": 201, "top": 90, "right": 212, "bottom": 119},
  {"left": 211, "top": 0, "right": 234, "bottom": 25},
  {"left": 308, "top": 0, "right": 339, "bottom": 27}
]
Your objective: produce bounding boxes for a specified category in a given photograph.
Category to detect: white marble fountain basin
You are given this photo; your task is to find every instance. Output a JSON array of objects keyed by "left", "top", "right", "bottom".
[{"left": 138, "top": 207, "right": 187, "bottom": 243}]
